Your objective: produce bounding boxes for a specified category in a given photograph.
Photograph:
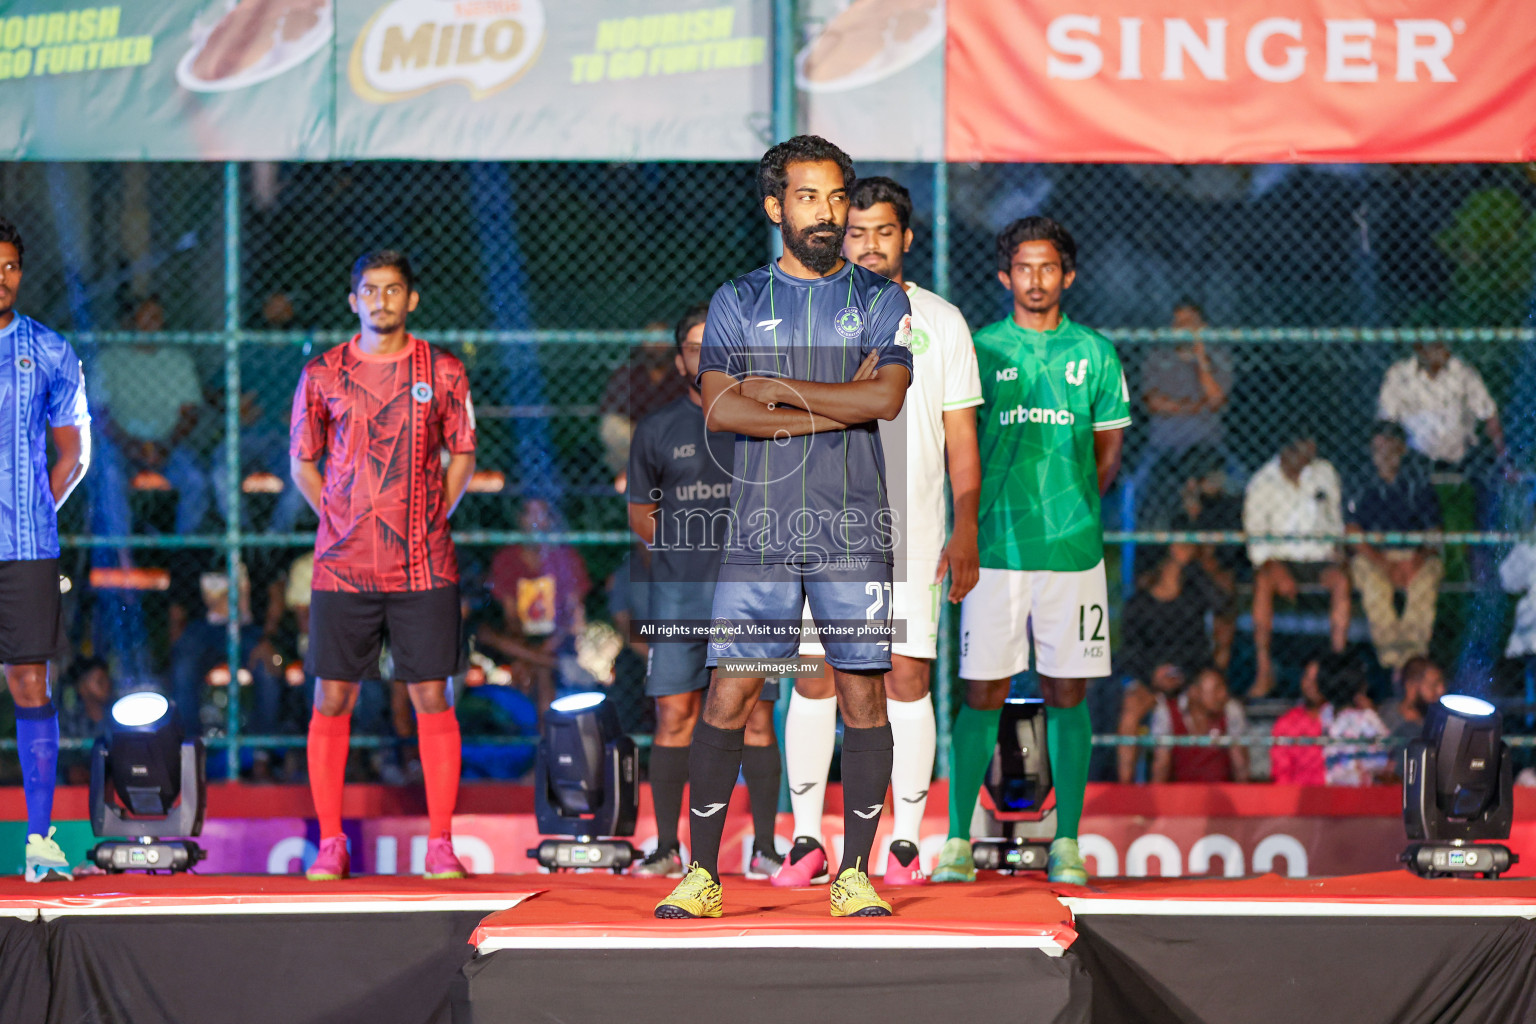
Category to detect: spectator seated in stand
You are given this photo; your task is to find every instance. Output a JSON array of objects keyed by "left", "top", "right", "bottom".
[
  {"left": 168, "top": 568, "right": 281, "bottom": 763},
  {"left": 1132, "top": 301, "right": 1235, "bottom": 527},
  {"left": 1170, "top": 448, "right": 1245, "bottom": 669},
  {"left": 1345, "top": 422, "right": 1443, "bottom": 673},
  {"left": 456, "top": 662, "right": 540, "bottom": 781},
  {"left": 1498, "top": 540, "right": 1536, "bottom": 662},
  {"left": 1150, "top": 666, "right": 1250, "bottom": 783},
  {"left": 1115, "top": 543, "right": 1227, "bottom": 782},
  {"left": 1377, "top": 340, "right": 1503, "bottom": 486},
  {"left": 57, "top": 658, "right": 114, "bottom": 785},
  {"left": 88, "top": 295, "right": 215, "bottom": 536},
  {"left": 479, "top": 498, "right": 592, "bottom": 712},
  {"left": 1377, "top": 655, "right": 1447, "bottom": 773},
  {"left": 599, "top": 334, "right": 690, "bottom": 486},
  {"left": 1243, "top": 431, "right": 1349, "bottom": 698},
  {"left": 1318, "top": 651, "right": 1391, "bottom": 786},
  {"left": 1270, "top": 654, "right": 1328, "bottom": 785}
]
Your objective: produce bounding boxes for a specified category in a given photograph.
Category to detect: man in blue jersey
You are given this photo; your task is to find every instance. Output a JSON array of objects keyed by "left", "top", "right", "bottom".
[
  {"left": 0, "top": 218, "right": 92, "bottom": 881},
  {"left": 655, "top": 137, "right": 913, "bottom": 920}
]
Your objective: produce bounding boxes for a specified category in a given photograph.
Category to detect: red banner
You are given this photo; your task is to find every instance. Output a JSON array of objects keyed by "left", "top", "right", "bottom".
[{"left": 946, "top": 0, "right": 1536, "bottom": 162}]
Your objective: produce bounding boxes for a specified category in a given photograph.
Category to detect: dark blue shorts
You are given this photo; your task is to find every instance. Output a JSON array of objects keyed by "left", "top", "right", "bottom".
[
  {"left": 644, "top": 640, "right": 781, "bottom": 702},
  {"left": 707, "top": 560, "right": 893, "bottom": 673}
]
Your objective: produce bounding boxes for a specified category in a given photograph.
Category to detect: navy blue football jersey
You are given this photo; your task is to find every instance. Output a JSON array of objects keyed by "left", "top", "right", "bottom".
[
  {"left": 627, "top": 395, "right": 736, "bottom": 586},
  {"left": 697, "top": 261, "right": 913, "bottom": 567}
]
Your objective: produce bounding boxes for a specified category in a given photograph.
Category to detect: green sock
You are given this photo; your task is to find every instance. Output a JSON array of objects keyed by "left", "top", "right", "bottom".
[
  {"left": 947, "top": 704, "right": 1001, "bottom": 840},
  {"left": 1046, "top": 702, "right": 1092, "bottom": 841}
]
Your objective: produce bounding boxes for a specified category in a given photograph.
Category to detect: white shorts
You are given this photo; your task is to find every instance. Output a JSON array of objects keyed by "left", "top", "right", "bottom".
[
  {"left": 799, "top": 556, "right": 942, "bottom": 661},
  {"left": 958, "top": 561, "right": 1112, "bottom": 680}
]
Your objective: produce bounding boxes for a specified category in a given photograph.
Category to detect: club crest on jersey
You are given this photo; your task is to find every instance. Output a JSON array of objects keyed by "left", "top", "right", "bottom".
[
  {"left": 411, "top": 382, "right": 433, "bottom": 404},
  {"left": 909, "top": 326, "right": 930, "bottom": 355},
  {"left": 833, "top": 306, "right": 864, "bottom": 340},
  {"left": 14, "top": 355, "right": 34, "bottom": 373},
  {"left": 892, "top": 313, "right": 913, "bottom": 348},
  {"left": 1065, "top": 359, "right": 1089, "bottom": 386}
]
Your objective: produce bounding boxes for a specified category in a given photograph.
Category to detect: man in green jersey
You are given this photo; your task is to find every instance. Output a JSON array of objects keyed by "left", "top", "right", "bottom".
[{"left": 932, "top": 217, "right": 1129, "bottom": 886}]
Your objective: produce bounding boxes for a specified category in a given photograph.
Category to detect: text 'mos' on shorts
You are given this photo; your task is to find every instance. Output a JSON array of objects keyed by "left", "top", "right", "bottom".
[
  {"left": 309, "top": 586, "right": 462, "bottom": 683},
  {"left": 958, "top": 561, "right": 1113, "bottom": 681},
  {"left": 708, "top": 560, "right": 894, "bottom": 674}
]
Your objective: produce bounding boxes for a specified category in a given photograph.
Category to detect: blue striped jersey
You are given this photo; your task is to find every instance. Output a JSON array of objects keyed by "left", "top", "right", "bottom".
[
  {"left": 0, "top": 314, "right": 90, "bottom": 560},
  {"left": 697, "top": 261, "right": 913, "bottom": 567}
]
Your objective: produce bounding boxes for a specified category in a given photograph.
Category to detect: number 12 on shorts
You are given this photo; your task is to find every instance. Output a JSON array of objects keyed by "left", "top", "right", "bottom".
[{"left": 1078, "top": 603, "right": 1105, "bottom": 643}]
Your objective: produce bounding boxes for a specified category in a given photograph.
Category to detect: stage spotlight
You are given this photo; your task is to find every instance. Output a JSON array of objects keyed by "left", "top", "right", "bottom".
[
  {"left": 1402, "top": 693, "right": 1518, "bottom": 879},
  {"left": 88, "top": 692, "right": 207, "bottom": 873},
  {"left": 974, "top": 699, "right": 1055, "bottom": 873},
  {"left": 530, "top": 691, "right": 638, "bottom": 872}
]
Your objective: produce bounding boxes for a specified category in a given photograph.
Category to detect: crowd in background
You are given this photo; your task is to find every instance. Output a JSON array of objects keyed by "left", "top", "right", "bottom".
[{"left": 7, "top": 286, "right": 1534, "bottom": 791}]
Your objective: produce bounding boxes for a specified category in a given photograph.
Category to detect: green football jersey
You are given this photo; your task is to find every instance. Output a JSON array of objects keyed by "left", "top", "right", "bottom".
[{"left": 974, "top": 313, "right": 1131, "bottom": 572}]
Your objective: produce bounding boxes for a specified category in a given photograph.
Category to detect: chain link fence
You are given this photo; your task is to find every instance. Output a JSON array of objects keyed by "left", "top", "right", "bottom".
[{"left": 2, "top": 158, "right": 1535, "bottom": 781}]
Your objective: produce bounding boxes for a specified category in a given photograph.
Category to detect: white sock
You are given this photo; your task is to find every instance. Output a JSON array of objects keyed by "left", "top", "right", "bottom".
[
  {"left": 784, "top": 691, "right": 837, "bottom": 845},
  {"left": 886, "top": 695, "right": 937, "bottom": 846}
]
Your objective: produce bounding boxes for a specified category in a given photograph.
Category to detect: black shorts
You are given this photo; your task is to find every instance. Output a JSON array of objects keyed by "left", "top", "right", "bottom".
[
  {"left": 0, "top": 558, "right": 66, "bottom": 665},
  {"left": 309, "top": 587, "right": 461, "bottom": 683}
]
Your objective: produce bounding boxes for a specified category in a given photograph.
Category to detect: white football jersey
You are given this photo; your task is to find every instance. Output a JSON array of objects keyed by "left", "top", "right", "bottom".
[{"left": 879, "top": 281, "right": 983, "bottom": 562}]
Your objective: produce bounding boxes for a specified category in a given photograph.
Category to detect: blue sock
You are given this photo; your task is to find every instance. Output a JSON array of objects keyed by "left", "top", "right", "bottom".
[{"left": 16, "top": 703, "right": 59, "bottom": 838}]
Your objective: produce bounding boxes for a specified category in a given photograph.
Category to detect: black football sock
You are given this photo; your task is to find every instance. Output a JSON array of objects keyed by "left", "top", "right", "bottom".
[
  {"left": 649, "top": 743, "right": 691, "bottom": 855},
  {"left": 838, "top": 723, "right": 893, "bottom": 877},
  {"left": 686, "top": 722, "right": 744, "bottom": 881},
  {"left": 740, "top": 741, "right": 783, "bottom": 856}
]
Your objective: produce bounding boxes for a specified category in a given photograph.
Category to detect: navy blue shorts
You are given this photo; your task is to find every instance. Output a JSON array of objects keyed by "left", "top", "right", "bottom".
[
  {"left": 707, "top": 560, "right": 893, "bottom": 673},
  {"left": 645, "top": 642, "right": 781, "bottom": 701}
]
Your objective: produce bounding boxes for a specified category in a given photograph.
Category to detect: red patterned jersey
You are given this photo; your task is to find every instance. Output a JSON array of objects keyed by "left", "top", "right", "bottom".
[{"left": 290, "top": 336, "right": 476, "bottom": 593}]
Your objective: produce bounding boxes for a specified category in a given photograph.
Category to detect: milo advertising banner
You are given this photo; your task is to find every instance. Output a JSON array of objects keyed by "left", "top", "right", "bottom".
[
  {"left": 796, "top": 0, "right": 944, "bottom": 161},
  {"left": 336, "top": 0, "right": 770, "bottom": 159},
  {"left": 0, "top": 0, "right": 334, "bottom": 159},
  {"left": 0, "top": 0, "right": 770, "bottom": 160}
]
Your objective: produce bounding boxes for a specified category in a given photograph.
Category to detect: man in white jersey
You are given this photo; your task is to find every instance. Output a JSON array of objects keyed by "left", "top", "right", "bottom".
[{"left": 775, "top": 176, "right": 983, "bottom": 887}]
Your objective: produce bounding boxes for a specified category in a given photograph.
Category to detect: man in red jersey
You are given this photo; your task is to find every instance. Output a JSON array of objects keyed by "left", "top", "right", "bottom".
[{"left": 290, "top": 251, "right": 477, "bottom": 881}]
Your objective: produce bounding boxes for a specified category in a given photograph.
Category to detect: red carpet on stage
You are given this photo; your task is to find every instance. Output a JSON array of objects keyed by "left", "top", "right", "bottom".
[
  {"left": 0, "top": 873, "right": 537, "bottom": 917},
  {"left": 471, "top": 872, "right": 1077, "bottom": 948}
]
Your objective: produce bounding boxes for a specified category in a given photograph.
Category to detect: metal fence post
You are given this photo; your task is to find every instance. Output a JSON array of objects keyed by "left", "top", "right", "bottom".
[
  {"left": 932, "top": 161, "right": 950, "bottom": 301},
  {"left": 771, "top": 0, "right": 797, "bottom": 143},
  {"left": 223, "top": 162, "right": 243, "bottom": 781},
  {"left": 932, "top": 160, "right": 954, "bottom": 775}
]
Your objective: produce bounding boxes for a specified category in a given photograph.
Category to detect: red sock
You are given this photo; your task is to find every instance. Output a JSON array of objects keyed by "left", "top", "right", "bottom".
[
  {"left": 307, "top": 711, "right": 351, "bottom": 839},
  {"left": 416, "top": 708, "right": 461, "bottom": 838}
]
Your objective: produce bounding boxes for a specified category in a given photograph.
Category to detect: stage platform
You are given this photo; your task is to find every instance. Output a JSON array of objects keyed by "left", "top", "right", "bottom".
[
  {"left": 0, "top": 871, "right": 1532, "bottom": 1023},
  {"left": 0, "top": 874, "right": 535, "bottom": 1024},
  {"left": 1064, "top": 873, "right": 1536, "bottom": 1024},
  {"left": 460, "top": 874, "right": 1087, "bottom": 1024}
]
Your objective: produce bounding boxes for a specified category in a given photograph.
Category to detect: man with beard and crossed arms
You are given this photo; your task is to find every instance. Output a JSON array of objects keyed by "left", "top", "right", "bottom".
[
  {"left": 626, "top": 300, "right": 783, "bottom": 880},
  {"left": 655, "top": 136, "right": 913, "bottom": 919},
  {"left": 933, "top": 217, "right": 1128, "bottom": 887},
  {"left": 775, "top": 176, "right": 982, "bottom": 888}
]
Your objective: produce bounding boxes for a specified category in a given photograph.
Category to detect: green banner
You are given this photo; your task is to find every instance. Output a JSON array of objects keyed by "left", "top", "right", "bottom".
[
  {"left": 0, "top": 0, "right": 771, "bottom": 160},
  {"left": 0, "top": 0, "right": 333, "bottom": 159},
  {"left": 337, "top": 0, "right": 770, "bottom": 159}
]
